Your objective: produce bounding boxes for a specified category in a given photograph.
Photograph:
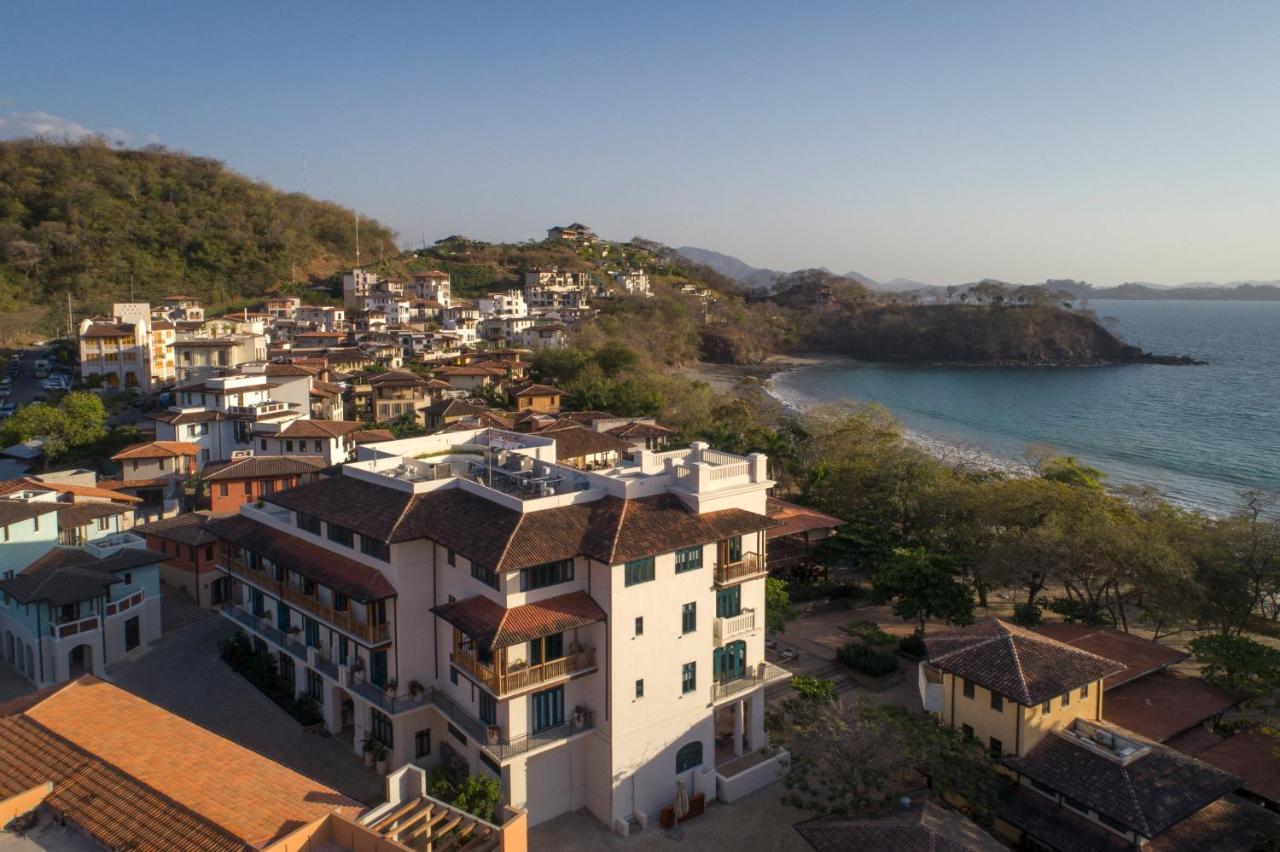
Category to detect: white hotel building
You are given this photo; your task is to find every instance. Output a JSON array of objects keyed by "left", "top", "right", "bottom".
[{"left": 208, "top": 429, "right": 790, "bottom": 830}]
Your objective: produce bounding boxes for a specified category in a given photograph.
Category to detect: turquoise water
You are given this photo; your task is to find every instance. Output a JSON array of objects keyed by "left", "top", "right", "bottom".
[{"left": 770, "top": 301, "right": 1280, "bottom": 513}]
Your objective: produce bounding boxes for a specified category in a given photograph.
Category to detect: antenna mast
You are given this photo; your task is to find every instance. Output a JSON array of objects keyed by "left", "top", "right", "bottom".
[
  {"left": 66, "top": 291, "right": 73, "bottom": 338},
  {"left": 355, "top": 214, "right": 361, "bottom": 268}
]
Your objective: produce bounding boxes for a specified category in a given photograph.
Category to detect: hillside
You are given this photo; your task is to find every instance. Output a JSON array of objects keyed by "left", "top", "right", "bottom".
[
  {"left": 0, "top": 139, "right": 397, "bottom": 316},
  {"left": 1047, "top": 279, "right": 1280, "bottom": 301}
]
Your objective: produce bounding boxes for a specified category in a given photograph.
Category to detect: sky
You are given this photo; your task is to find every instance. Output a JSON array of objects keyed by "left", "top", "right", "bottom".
[{"left": 4, "top": 1, "right": 1280, "bottom": 286}]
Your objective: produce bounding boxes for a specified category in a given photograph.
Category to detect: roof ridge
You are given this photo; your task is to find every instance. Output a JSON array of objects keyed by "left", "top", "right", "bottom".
[
  {"left": 1005, "top": 634, "right": 1033, "bottom": 705},
  {"left": 1116, "top": 758, "right": 1151, "bottom": 836},
  {"left": 606, "top": 496, "right": 631, "bottom": 564},
  {"left": 493, "top": 510, "right": 527, "bottom": 572}
]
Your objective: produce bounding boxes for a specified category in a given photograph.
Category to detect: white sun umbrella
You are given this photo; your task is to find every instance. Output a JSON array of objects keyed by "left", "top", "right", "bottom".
[{"left": 674, "top": 778, "right": 690, "bottom": 821}]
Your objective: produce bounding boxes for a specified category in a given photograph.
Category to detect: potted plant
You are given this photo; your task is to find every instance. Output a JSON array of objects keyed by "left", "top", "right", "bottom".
[
  {"left": 408, "top": 680, "right": 426, "bottom": 699},
  {"left": 384, "top": 678, "right": 398, "bottom": 697},
  {"left": 375, "top": 744, "right": 389, "bottom": 775},
  {"left": 572, "top": 706, "right": 586, "bottom": 727},
  {"left": 486, "top": 724, "right": 502, "bottom": 745},
  {"left": 361, "top": 735, "right": 376, "bottom": 767}
]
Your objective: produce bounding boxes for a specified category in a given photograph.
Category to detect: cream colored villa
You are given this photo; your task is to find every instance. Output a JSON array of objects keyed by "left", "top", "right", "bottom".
[{"left": 208, "top": 429, "right": 790, "bottom": 831}]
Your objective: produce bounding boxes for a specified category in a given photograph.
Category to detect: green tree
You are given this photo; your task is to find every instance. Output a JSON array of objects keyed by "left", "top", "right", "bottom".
[
  {"left": 766, "top": 577, "right": 791, "bottom": 634},
  {"left": 58, "top": 391, "right": 108, "bottom": 447},
  {"left": 1190, "top": 634, "right": 1280, "bottom": 698},
  {"left": 450, "top": 774, "right": 502, "bottom": 821},
  {"left": 872, "top": 547, "right": 974, "bottom": 634}
]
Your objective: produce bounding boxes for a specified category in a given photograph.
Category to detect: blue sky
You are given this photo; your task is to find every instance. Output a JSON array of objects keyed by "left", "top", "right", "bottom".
[{"left": 4, "top": 1, "right": 1279, "bottom": 285}]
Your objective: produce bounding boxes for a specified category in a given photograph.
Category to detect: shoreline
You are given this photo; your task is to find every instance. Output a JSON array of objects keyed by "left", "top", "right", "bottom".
[{"left": 673, "top": 353, "right": 849, "bottom": 395}]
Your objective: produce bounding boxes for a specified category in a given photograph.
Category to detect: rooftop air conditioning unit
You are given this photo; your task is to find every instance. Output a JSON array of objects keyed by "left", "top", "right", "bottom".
[{"left": 230, "top": 449, "right": 254, "bottom": 459}]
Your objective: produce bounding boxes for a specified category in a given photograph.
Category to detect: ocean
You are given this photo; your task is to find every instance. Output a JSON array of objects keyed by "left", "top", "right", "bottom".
[{"left": 769, "top": 301, "right": 1280, "bottom": 514}]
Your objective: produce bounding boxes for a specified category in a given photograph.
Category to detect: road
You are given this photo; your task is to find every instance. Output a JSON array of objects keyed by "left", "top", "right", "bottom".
[{"left": 3, "top": 346, "right": 56, "bottom": 411}]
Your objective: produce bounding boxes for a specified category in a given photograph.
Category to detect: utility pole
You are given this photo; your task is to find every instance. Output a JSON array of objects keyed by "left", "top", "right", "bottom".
[
  {"left": 355, "top": 213, "right": 361, "bottom": 268},
  {"left": 66, "top": 291, "right": 73, "bottom": 338}
]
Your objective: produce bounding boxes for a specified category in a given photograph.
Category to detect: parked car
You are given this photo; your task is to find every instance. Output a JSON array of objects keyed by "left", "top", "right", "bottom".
[{"left": 0, "top": 402, "right": 16, "bottom": 417}]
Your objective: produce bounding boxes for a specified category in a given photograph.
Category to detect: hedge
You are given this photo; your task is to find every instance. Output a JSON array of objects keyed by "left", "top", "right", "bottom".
[{"left": 837, "top": 643, "right": 899, "bottom": 677}]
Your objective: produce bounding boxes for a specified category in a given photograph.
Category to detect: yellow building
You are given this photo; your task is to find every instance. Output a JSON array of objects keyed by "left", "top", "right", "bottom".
[{"left": 919, "top": 619, "right": 1122, "bottom": 759}]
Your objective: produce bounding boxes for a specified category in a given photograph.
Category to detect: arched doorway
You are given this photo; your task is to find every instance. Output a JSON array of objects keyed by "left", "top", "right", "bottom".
[{"left": 68, "top": 643, "right": 93, "bottom": 679}]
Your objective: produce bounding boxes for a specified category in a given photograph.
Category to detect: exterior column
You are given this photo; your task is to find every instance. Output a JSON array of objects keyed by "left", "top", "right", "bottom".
[
  {"left": 353, "top": 702, "right": 369, "bottom": 757},
  {"left": 749, "top": 690, "right": 766, "bottom": 753},
  {"left": 733, "top": 699, "right": 744, "bottom": 756},
  {"left": 324, "top": 683, "right": 344, "bottom": 735}
]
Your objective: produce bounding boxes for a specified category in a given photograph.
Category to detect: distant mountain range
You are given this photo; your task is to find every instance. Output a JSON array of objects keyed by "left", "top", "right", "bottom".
[{"left": 676, "top": 246, "right": 1280, "bottom": 300}]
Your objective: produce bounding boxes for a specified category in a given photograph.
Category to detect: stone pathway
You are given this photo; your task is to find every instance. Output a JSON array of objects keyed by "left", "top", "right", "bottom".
[{"left": 159, "top": 581, "right": 208, "bottom": 634}]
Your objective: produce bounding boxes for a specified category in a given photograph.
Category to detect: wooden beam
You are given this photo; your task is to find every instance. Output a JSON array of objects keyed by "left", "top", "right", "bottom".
[
  {"left": 388, "top": 804, "right": 434, "bottom": 842},
  {"left": 369, "top": 797, "right": 424, "bottom": 832}
]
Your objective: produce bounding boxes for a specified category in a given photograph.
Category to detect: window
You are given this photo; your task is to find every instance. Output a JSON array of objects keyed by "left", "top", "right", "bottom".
[
  {"left": 961, "top": 724, "right": 974, "bottom": 740},
  {"left": 528, "top": 633, "right": 563, "bottom": 665},
  {"left": 675, "top": 741, "right": 703, "bottom": 773},
  {"left": 306, "top": 669, "right": 323, "bottom": 699},
  {"left": 448, "top": 723, "right": 467, "bottom": 745},
  {"left": 449, "top": 666, "right": 458, "bottom": 685},
  {"left": 334, "top": 591, "right": 348, "bottom": 612},
  {"left": 360, "top": 536, "right": 391, "bottom": 562},
  {"left": 296, "top": 512, "right": 321, "bottom": 534},
  {"left": 715, "top": 586, "right": 741, "bottom": 618},
  {"left": 530, "top": 686, "right": 565, "bottom": 733},
  {"left": 635, "top": 617, "right": 644, "bottom": 636},
  {"left": 519, "top": 559, "right": 573, "bottom": 591},
  {"left": 681, "top": 662, "right": 696, "bottom": 694},
  {"left": 327, "top": 523, "right": 354, "bottom": 547},
  {"left": 219, "top": 483, "right": 229, "bottom": 497},
  {"left": 681, "top": 602, "right": 696, "bottom": 634},
  {"left": 479, "top": 692, "right": 497, "bottom": 725},
  {"left": 625, "top": 557, "right": 655, "bottom": 586},
  {"left": 415, "top": 729, "right": 431, "bottom": 758},
  {"left": 989, "top": 738, "right": 1003, "bottom": 759},
  {"left": 1041, "top": 700, "right": 1052, "bottom": 714},
  {"left": 279, "top": 652, "right": 295, "bottom": 685},
  {"left": 963, "top": 678, "right": 975, "bottom": 699},
  {"left": 285, "top": 440, "right": 294, "bottom": 452},
  {"left": 1081, "top": 683, "right": 1089, "bottom": 699},
  {"left": 131, "top": 459, "right": 139, "bottom": 472},
  {"left": 446, "top": 548, "right": 456, "bottom": 567},
  {"left": 96, "top": 516, "right": 110, "bottom": 532},
  {"left": 201, "top": 449, "right": 210, "bottom": 463},
  {"left": 1062, "top": 690, "right": 1071, "bottom": 707},
  {"left": 370, "top": 709, "right": 393, "bottom": 747},
  {"left": 990, "top": 692, "right": 1003, "bottom": 712},
  {"left": 675, "top": 546, "right": 702, "bottom": 573},
  {"left": 205, "top": 545, "right": 213, "bottom": 560},
  {"left": 635, "top": 679, "right": 644, "bottom": 699},
  {"left": 243, "top": 481, "right": 252, "bottom": 496},
  {"left": 314, "top": 440, "right": 323, "bottom": 453},
  {"left": 260, "top": 439, "right": 267, "bottom": 450}
]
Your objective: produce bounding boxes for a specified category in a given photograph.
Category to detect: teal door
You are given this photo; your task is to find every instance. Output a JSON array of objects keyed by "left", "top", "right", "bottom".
[
  {"left": 713, "top": 640, "right": 746, "bottom": 682},
  {"left": 716, "top": 587, "right": 741, "bottom": 618}
]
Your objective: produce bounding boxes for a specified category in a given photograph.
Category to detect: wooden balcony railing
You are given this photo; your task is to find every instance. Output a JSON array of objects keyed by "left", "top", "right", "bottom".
[
  {"left": 224, "top": 559, "right": 390, "bottom": 645},
  {"left": 714, "top": 553, "right": 767, "bottom": 586},
  {"left": 452, "top": 646, "right": 598, "bottom": 697},
  {"left": 105, "top": 590, "right": 144, "bottom": 617}
]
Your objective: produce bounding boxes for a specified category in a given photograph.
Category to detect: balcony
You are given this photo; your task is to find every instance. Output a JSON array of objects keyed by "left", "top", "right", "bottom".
[
  {"left": 481, "top": 709, "right": 596, "bottom": 761},
  {"left": 710, "top": 661, "right": 792, "bottom": 704},
  {"left": 220, "top": 602, "right": 308, "bottom": 659},
  {"left": 714, "top": 608, "right": 758, "bottom": 644},
  {"left": 105, "top": 589, "right": 144, "bottom": 617},
  {"left": 452, "top": 646, "right": 598, "bottom": 698},
  {"left": 714, "top": 553, "right": 767, "bottom": 586},
  {"left": 223, "top": 559, "right": 390, "bottom": 645},
  {"left": 50, "top": 614, "right": 99, "bottom": 639}
]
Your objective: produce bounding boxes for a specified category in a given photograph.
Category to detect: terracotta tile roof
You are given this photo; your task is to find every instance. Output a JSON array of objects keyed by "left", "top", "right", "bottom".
[
  {"left": 426, "top": 398, "right": 488, "bottom": 418},
  {"left": 266, "top": 476, "right": 770, "bottom": 571},
  {"left": 512, "top": 383, "right": 561, "bottom": 397},
  {"left": 765, "top": 496, "right": 846, "bottom": 539},
  {"left": 441, "top": 411, "right": 516, "bottom": 431},
  {"left": 925, "top": 619, "right": 1125, "bottom": 706},
  {"left": 0, "top": 498, "right": 61, "bottom": 526},
  {"left": 437, "top": 364, "right": 505, "bottom": 377},
  {"left": 368, "top": 369, "right": 429, "bottom": 387},
  {"left": 135, "top": 511, "right": 227, "bottom": 546},
  {"left": 17, "top": 477, "right": 144, "bottom": 504},
  {"left": 111, "top": 440, "right": 201, "bottom": 460},
  {"left": 1102, "top": 671, "right": 1239, "bottom": 742},
  {"left": 432, "top": 591, "right": 605, "bottom": 650},
  {"left": 209, "top": 513, "right": 395, "bottom": 602},
  {"left": 0, "top": 677, "right": 362, "bottom": 850},
  {"left": 55, "top": 502, "right": 129, "bottom": 528},
  {"left": 795, "top": 801, "right": 1006, "bottom": 852},
  {"left": 996, "top": 785, "right": 1132, "bottom": 852},
  {"left": 98, "top": 477, "right": 173, "bottom": 490},
  {"left": 351, "top": 429, "right": 395, "bottom": 443},
  {"left": 201, "top": 455, "right": 327, "bottom": 481},
  {"left": 148, "top": 409, "right": 227, "bottom": 425},
  {"left": 1, "top": 546, "right": 166, "bottom": 606},
  {"left": 1035, "top": 623, "right": 1188, "bottom": 689},
  {"left": 263, "top": 363, "right": 316, "bottom": 376},
  {"left": 1003, "top": 723, "right": 1241, "bottom": 837},
  {"left": 81, "top": 323, "right": 135, "bottom": 338},
  {"left": 1196, "top": 730, "right": 1280, "bottom": 806},
  {"left": 1147, "top": 794, "right": 1280, "bottom": 851},
  {"left": 273, "top": 419, "right": 363, "bottom": 439},
  {"left": 540, "top": 423, "right": 633, "bottom": 461},
  {"left": 605, "top": 420, "right": 676, "bottom": 440}
]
